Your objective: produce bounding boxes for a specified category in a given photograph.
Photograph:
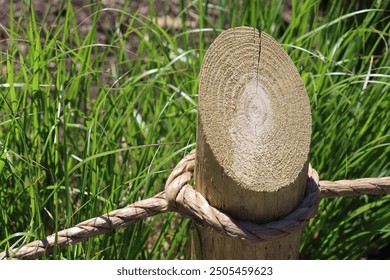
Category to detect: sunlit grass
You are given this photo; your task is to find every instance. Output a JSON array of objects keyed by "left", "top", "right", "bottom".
[{"left": 0, "top": 0, "right": 389, "bottom": 259}]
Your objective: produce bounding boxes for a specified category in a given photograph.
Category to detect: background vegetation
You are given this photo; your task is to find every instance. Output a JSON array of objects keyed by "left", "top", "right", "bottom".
[{"left": 0, "top": 0, "right": 389, "bottom": 259}]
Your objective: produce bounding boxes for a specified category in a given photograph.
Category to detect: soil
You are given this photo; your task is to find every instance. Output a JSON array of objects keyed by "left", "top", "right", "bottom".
[
  {"left": 0, "top": 0, "right": 196, "bottom": 52},
  {"left": 0, "top": 0, "right": 200, "bottom": 89}
]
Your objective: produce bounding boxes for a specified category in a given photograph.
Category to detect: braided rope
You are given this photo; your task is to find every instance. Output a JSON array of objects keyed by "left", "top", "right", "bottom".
[
  {"left": 1, "top": 150, "right": 389, "bottom": 259},
  {"left": 319, "top": 177, "right": 390, "bottom": 198},
  {"left": 0, "top": 193, "right": 170, "bottom": 260}
]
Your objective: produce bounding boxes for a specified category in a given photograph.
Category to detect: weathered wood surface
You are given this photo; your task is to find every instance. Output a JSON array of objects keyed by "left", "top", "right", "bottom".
[{"left": 193, "top": 26, "right": 312, "bottom": 259}]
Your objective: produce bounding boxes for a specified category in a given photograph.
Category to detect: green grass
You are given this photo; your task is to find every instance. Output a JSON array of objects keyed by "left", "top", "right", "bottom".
[{"left": 0, "top": 0, "right": 389, "bottom": 259}]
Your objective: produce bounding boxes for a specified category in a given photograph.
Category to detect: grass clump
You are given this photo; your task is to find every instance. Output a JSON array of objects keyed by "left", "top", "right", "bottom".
[{"left": 1, "top": 0, "right": 389, "bottom": 259}]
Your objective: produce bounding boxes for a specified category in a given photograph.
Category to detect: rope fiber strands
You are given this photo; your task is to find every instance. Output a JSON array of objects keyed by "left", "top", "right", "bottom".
[
  {"left": 319, "top": 178, "right": 390, "bottom": 198},
  {"left": 1, "top": 150, "right": 390, "bottom": 260}
]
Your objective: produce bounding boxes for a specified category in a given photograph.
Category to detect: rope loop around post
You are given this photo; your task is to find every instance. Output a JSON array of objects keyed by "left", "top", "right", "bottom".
[{"left": 164, "top": 150, "right": 321, "bottom": 241}]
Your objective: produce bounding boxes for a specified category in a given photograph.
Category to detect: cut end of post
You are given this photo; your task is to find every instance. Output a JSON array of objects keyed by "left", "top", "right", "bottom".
[{"left": 196, "top": 26, "right": 312, "bottom": 223}]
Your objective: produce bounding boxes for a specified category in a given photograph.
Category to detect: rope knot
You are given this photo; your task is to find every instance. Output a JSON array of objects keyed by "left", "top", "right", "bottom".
[{"left": 164, "top": 150, "right": 321, "bottom": 241}]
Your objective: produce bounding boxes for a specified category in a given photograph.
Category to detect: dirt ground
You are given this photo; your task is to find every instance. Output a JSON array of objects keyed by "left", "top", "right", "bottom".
[
  {"left": 0, "top": 0, "right": 201, "bottom": 85},
  {"left": 0, "top": 0, "right": 194, "bottom": 51}
]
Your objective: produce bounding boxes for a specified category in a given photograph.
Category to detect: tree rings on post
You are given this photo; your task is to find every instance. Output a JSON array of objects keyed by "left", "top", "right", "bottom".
[{"left": 196, "top": 27, "right": 312, "bottom": 223}]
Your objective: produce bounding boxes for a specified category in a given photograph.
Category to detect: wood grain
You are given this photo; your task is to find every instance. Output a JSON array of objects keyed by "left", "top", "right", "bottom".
[{"left": 194, "top": 26, "right": 312, "bottom": 259}]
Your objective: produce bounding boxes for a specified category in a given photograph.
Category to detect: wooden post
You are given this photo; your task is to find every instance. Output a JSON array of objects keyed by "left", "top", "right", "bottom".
[{"left": 192, "top": 27, "right": 312, "bottom": 259}]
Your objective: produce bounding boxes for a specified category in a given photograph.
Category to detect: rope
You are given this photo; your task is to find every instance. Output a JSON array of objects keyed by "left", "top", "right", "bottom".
[
  {"left": 319, "top": 177, "right": 390, "bottom": 198},
  {"left": 1, "top": 150, "right": 389, "bottom": 260},
  {"left": 0, "top": 193, "right": 170, "bottom": 260}
]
